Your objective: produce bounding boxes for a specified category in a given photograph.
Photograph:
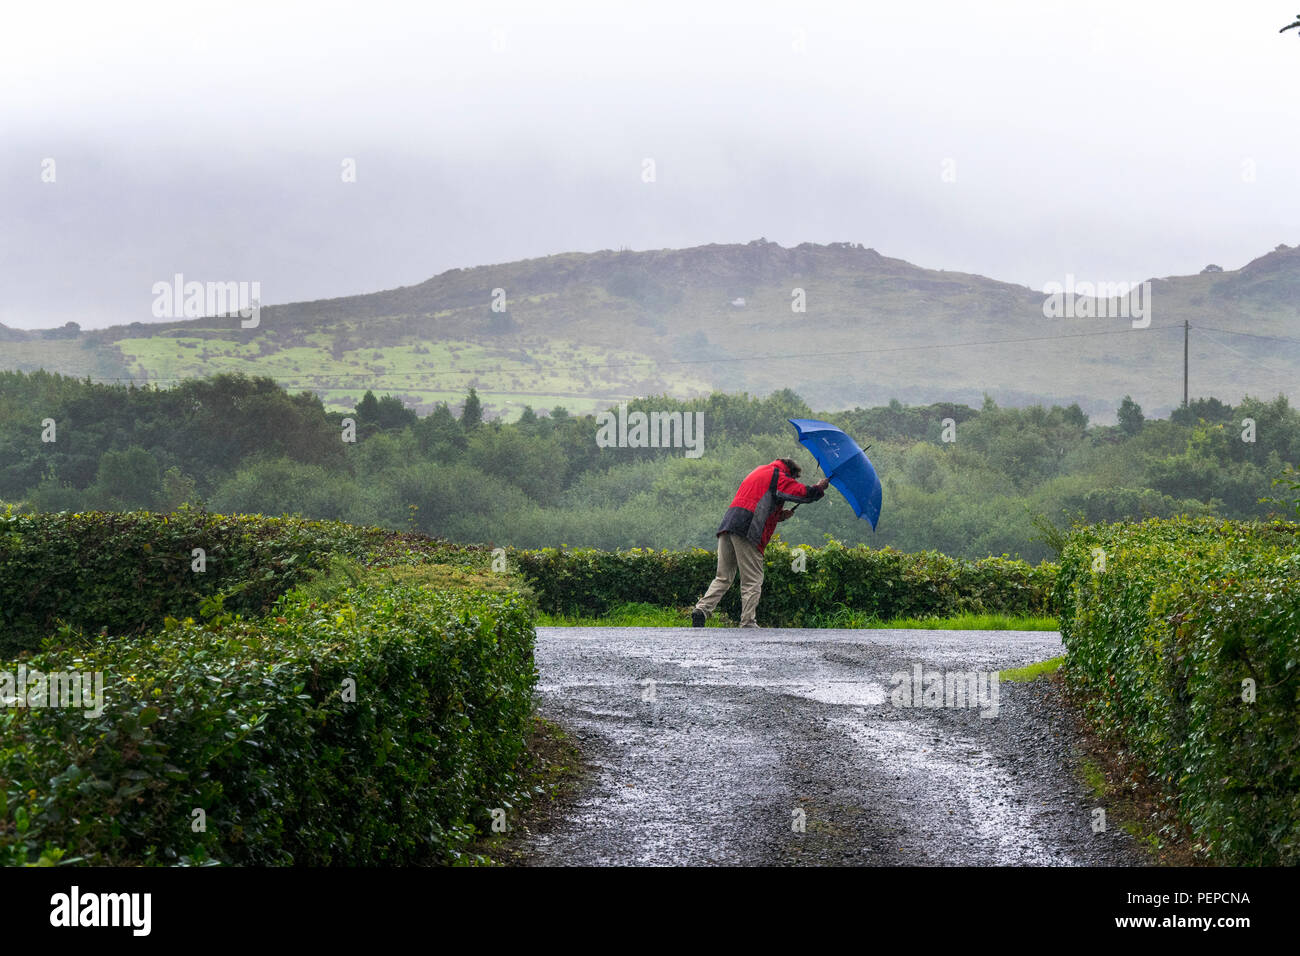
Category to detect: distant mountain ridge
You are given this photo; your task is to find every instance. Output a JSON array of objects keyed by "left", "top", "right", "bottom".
[{"left": 2, "top": 240, "right": 1296, "bottom": 420}]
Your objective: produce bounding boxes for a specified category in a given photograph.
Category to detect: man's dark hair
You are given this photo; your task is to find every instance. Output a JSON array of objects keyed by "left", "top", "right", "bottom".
[{"left": 778, "top": 458, "right": 802, "bottom": 479}]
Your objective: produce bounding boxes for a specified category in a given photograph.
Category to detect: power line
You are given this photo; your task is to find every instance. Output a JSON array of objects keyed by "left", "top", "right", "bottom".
[
  {"left": 1196, "top": 325, "right": 1300, "bottom": 346},
  {"left": 1197, "top": 328, "right": 1300, "bottom": 384}
]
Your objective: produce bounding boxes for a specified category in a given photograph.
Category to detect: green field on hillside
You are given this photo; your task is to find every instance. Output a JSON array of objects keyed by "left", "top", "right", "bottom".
[{"left": 5, "top": 241, "right": 1296, "bottom": 419}]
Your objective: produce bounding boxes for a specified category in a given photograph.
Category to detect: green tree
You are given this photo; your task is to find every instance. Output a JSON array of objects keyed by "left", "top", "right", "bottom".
[
  {"left": 355, "top": 390, "right": 381, "bottom": 426},
  {"left": 157, "top": 466, "right": 200, "bottom": 511},
  {"left": 416, "top": 402, "right": 467, "bottom": 461},
  {"left": 354, "top": 390, "right": 417, "bottom": 438},
  {"left": 1267, "top": 465, "right": 1300, "bottom": 518},
  {"left": 461, "top": 388, "right": 483, "bottom": 432},
  {"left": 27, "top": 475, "right": 86, "bottom": 512},
  {"left": 90, "top": 446, "right": 161, "bottom": 509},
  {"left": 1117, "top": 395, "right": 1145, "bottom": 436},
  {"left": 1170, "top": 396, "right": 1234, "bottom": 427},
  {"left": 208, "top": 457, "right": 357, "bottom": 521},
  {"left": 466, "top": 427, "right": 563, "bottom": 505}
]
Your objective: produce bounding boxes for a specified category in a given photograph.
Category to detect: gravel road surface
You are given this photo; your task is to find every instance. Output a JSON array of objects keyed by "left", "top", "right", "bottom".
[{"left": 519, "top": 626, "right": 1149, "bottom": 867}]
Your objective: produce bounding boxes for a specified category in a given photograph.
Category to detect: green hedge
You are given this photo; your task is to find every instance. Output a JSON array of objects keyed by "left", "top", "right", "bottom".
[
  {"left": 1056, "top": 517, "right": 1300, "bottom": 864},
  {"left": 1, "top": 511, "right": 532, "bottom": 865},
  {"left": 512, "top": 537, "right": 1055, "bottom": 624},
  {"left": 1, "top": 568, "right": 536, "bottom": 866},
  {"left": 0, "top": 507, "right": 487, "bottom": 657}
]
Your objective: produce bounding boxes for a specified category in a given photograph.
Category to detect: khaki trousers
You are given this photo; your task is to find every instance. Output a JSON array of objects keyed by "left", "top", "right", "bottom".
[{"left": 694, "top": 532, "right": 764, "bottom": 627}]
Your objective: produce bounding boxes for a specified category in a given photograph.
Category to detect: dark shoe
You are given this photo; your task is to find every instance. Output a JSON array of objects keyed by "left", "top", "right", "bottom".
[{"left": 691, "top": 609, "right": 706, "bottom": 628}]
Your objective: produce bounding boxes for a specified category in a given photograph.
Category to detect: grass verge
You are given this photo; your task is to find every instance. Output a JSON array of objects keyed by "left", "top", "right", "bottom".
[
  {"left": 470, "top": 716, "right": 588, "bottom": 866},
  {"left": 536, "top": 602, "right": 1057, "bottom": 631},
  {"left": 1058, "top": 674, "right": 1200, "bottom": 866},
  {"left": 999, "top": 656, "right": 1065, "bottom": 681}
]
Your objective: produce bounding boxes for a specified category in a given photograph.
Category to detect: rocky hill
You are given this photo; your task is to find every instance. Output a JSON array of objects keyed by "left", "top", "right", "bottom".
[{"left": 2, "top": 240, "right": 1296, "bottom": 420}]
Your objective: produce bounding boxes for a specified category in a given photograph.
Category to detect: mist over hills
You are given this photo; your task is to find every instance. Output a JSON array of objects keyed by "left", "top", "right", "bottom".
[{"left": 2, "top": 239, "right": 1296, "bottom": 422}]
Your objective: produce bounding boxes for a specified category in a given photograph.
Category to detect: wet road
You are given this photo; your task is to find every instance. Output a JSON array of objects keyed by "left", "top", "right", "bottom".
[{"left": 519, "top": 626, "right": 1148, "bottom": 866}]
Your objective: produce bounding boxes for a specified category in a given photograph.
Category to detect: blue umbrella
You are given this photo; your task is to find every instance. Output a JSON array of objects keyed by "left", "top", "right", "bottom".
[{"left": 787, "top": 418, "right": 883, "bottom": 530}]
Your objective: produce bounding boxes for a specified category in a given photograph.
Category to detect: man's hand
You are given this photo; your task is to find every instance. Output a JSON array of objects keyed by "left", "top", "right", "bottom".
[{"left": 814, "top": 478, "right": 830, "bottom": 491}]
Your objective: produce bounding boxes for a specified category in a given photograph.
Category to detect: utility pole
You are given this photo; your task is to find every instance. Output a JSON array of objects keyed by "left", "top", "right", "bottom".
[{"left": 1183, "top": 319, "right": 1189, "bottom": 408}]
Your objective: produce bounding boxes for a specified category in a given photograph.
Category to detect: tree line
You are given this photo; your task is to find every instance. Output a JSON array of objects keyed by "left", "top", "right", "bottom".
[{"left": 1, "top": 369, "right": 1296, "bottom": 563}]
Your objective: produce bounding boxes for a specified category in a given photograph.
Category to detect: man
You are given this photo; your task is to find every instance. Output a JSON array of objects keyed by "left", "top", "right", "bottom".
[{"left": 692, "top": 458, "right": 829, "bottom": 629}]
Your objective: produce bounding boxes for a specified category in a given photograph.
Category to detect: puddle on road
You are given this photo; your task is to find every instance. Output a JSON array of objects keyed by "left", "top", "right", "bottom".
[
  {"left": 662, "top": 657, "right": 740, "bottom": 669},
  {"left": 537, "top": 678, "right": 887, "bottom": 707},
  {"left": 782, "top": 681, "right": 888, "bottom": 708},
  {"left": 835, "top": 717, "right": 1074, "bottom": 865}
]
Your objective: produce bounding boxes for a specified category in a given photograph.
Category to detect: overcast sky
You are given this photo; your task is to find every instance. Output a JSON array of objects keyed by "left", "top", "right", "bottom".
[{"left": 2, "top": 0, "right": 1297, "bottom": 329}]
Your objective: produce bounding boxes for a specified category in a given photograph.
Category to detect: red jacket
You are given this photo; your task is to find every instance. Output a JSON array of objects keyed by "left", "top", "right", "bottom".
[{"left": 716, "top": 460, "right": 824, "bottom": 554}]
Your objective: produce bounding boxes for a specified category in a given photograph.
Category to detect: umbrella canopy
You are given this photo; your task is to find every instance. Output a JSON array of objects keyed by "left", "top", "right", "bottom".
[{"left": 787, "top": 418, "right": 883, "bottom": 529}]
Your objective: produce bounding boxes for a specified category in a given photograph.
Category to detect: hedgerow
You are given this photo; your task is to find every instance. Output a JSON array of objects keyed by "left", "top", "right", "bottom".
[
  {"left": 1, "top": 576, "right": 535, "bottom": 865},
  {"left": 0, "top": 507, "right": 488, "bottom": 657},
  {"left": 1, "top": 511, "right": 533, "bottom": 866},
  {"left": 511, "top": 537, "right": 1055, "bottom": 623},
  {"left": 1056, "top": 516, "right": 1300, "bottom": 864}
]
